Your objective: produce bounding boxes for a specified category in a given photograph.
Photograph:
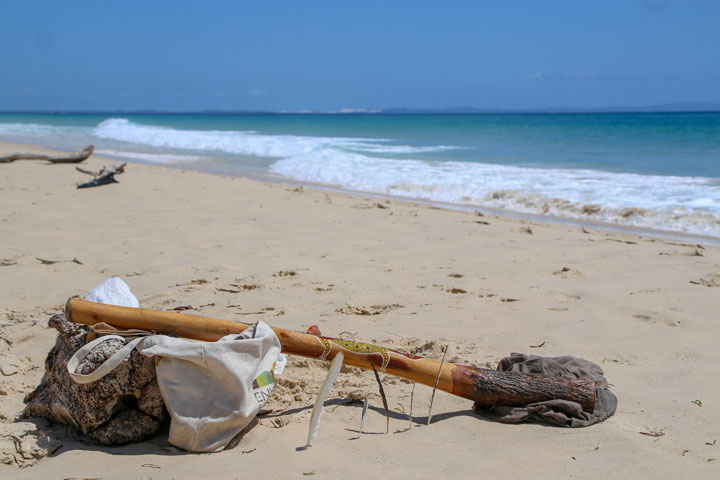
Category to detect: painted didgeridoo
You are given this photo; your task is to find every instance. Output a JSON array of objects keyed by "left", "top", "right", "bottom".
[{"left": 66, "top": 298, "right": 596, "bottom": 413}]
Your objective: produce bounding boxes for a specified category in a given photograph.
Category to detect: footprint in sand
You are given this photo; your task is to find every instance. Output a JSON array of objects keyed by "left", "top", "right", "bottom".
[
  {"left": 689, "top": 273, "right": 720, "bottom": 287},
  {"left": 552, "top": 267, "right": 585, "bottom": 279},
  {"left": 336, "top": 304, "right": 402, "bottom": 315},
  {"left": 401, "top": 338, "right": 447, "bottom": 358},
  {"left": 175, "top": 278, "right": 211, "bottom": 292},
  {"left": 273, "top": 270, "right": 298, "bottom": 277},
  {"left": 602, "top": 355, "right": 635, "bottom": 365},
  {"left": 432, "top": 284, "right": 468, "bottom": 294},
  {"left": 632, "top": 312, "right": 682, "bottom": 327},
  {"left": 216, "top": 282, "right": 262, "bottom": 293},
  {"left": 544, "top": 292, "right": 581, "bottom": 310},
  {"left": 659, "top": 248, "right": 704, "bottom": 257},
  {"left": 313, "top": 284, "right": 335, "bottom": 293},
  {"left": 444, "top": 287, "right": 467, "bottom": 294}
]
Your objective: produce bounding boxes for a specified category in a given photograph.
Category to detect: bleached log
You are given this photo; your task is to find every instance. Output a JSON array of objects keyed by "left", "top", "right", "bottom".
[
  {"left": 76, "top": 162, "right": 126, "bottom": 188},
  {"left": 0, "top": 145, "right": 94, "bottom": 164}
]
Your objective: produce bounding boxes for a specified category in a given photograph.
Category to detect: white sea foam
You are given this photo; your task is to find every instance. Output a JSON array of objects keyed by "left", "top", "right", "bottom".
[
  {"left": 0, "top": 122, "right": 89, "bottom": 137},
  {"left": 94, "top": 118, "right": 361, "bottom": 158},
  {"left": 96, "top": 149, "right": 202, "bottom": 164},
  {"left": 269, "top": 154, "right": 720, "bottom": 236},
  {"left": 92, "top": 118, "right": 456, "bottom": 157},
  {"left": 340, "top": 141, "right": 459, "bottom": 154},
  {"left": 93, "top": 118, "right": 720, "bottom": 236},
  {"left": 5, "top": 117, "right": 718, "bottom": 237}
]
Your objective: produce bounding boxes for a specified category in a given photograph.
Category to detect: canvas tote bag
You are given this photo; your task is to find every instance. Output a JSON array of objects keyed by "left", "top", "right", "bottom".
[{"left": 67, "top": 321, "right": 281, "bottom": 452}]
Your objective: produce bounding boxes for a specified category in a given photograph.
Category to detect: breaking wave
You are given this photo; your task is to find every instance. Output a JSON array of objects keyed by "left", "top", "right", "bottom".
[
  {"left": 269, "top": 155, "right": 720, "bottom": 236},
  {"left": 2, "top": 117, "right": 718, "bottom": 237},
  {"left": 92, "top": 118, "right": 452, "bottom": 158},
  {"left": 73, "top": 119, "right": 720, "bottom": 236}
]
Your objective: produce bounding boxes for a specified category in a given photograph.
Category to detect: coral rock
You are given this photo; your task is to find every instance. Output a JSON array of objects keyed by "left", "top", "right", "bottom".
[{"left": 22, "top": 314, "right": 165, "bottom": 445}]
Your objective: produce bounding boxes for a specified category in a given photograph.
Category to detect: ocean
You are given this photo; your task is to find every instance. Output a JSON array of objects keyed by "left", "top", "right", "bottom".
[{"left": 1, "top": 112, "right": 719, "bottom": 238}]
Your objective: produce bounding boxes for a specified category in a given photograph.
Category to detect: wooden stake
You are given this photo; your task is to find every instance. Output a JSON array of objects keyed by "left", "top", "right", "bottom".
[
  {"left": 358, "top": 397, "right": 368, "bottom": 438},
  {"left": 427, "top": 344, "right": 448, "bottom": 425},
  {"left": 408, "top": 383, "right": 416, "bottom": 430},
  {"left": 371, "top": 364, "right": 390, "bottom": 434}
]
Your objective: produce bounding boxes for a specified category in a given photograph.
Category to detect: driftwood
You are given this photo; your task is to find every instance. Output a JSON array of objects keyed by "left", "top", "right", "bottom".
[
  {"left": 0, "top": 145, "right": 94, "bottom": 164},
  {"left": 22, "top": 313, "right": 166, "bottom": 445},
  {"left": 35, "top": 256, "right": 83, "bottom": 265},
  {"left": 76, "top": 162, "right": 126, "bottom": 188}
]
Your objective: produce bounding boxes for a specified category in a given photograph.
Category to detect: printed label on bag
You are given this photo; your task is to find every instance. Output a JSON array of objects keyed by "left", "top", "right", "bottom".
[{"left": 252, "top": 362, "right": 277, "bottom": 405}]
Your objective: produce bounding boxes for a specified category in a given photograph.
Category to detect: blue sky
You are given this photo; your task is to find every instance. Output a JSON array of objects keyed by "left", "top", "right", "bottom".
[{"left": 1, "top": 0, "right": 718, "bottom": 111}]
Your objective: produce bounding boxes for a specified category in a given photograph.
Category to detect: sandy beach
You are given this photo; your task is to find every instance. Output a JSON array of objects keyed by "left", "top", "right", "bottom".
[{"left": 1, "top": 141, "right": 718, "bottom": 478}]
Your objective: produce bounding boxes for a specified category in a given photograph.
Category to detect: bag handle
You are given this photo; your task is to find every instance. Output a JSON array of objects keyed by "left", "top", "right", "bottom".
[
  {"left": 67, "top": 335, "right": 147, "bottom": 384},
  {"left": 86, "top": 321, "right": 153, "bottom": 342}
]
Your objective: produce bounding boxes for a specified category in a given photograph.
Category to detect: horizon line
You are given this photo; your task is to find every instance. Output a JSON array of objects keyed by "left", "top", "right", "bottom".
[{"left": 1, "top": 102, "right": 720, "bottom": 116}]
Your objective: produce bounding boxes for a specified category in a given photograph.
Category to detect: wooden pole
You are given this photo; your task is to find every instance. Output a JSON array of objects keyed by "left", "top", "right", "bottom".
[{"left": 66, "top": 298, "right": 596, "bottom": 412}]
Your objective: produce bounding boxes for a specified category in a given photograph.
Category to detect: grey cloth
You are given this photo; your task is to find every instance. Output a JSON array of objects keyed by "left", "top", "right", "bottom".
[{"left": 473, "top": 353, "right": 617, "bottom": 427}]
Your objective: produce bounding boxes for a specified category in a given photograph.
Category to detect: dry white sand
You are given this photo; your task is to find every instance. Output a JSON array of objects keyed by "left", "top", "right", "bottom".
[{"left": 1, "top": 141, "right": 718, "bottom": 478}]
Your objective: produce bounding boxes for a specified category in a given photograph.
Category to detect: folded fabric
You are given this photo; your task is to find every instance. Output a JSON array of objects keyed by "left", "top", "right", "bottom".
[
  {"left": 473, "top": 352, "right": 617, "bottom": 427},
  {"left": 84, "top": 277, "right": 139, "bottom": 308}
]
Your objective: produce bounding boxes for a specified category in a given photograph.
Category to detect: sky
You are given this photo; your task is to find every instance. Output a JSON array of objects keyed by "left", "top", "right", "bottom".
[{"left": 1, "top": 0, "right": 718, "bottom": 112}]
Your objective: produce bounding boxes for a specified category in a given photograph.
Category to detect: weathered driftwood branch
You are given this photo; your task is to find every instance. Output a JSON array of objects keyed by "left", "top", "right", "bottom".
[
  {"left": 76, "top": 162, "right": 126, "bottom": 189},
  {"left": 35, "top": 256, "right": 83, "bottom": 265},
  {"left": 0, "top": 145, "right": 94, "bottom": 164}
]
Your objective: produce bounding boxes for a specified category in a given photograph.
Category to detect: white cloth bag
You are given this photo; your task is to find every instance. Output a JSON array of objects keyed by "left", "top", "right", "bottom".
[{"left": 68, "top": 321, "right": 281, "bottom": 452}]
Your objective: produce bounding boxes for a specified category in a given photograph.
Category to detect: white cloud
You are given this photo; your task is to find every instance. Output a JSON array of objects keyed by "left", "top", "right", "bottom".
[
  {"left": 529, "top": 71, "right": 593, "bottom": 81},
  {"left": 250, "top": 88, "right": 267, "bottom": 97}
]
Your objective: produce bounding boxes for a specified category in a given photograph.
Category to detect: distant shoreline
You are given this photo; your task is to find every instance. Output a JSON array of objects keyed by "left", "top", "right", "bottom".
[
  {"left": 3, "top": 114, "right": 718, "bottom": 239},
  {"left": 5, "top": 138, "right": 718, "bottom": 247},
  {"left": 1, "top": 105, "right": 719, "bottom": 116}
]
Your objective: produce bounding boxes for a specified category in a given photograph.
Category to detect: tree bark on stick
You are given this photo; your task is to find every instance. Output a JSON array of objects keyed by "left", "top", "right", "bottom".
[{"left": 0, "top": 145, "right": 94, "bottom": 164}]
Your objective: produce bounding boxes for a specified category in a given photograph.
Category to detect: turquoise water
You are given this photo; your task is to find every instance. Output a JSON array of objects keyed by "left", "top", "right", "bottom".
[{"left": 1, "top": 112, "right": 719, "bottom": 236}]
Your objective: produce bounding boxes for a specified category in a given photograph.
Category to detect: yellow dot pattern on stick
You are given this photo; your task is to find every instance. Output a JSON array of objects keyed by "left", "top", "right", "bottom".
[{"left": 318, "top": 337, "right": 391, "bottom": 369}]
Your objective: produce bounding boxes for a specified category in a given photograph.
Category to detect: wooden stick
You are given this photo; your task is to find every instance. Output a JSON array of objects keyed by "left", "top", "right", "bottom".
[
  {"left": 358, "top": 397, "right": 368, "bottom": 438},
  {"left": 427, "top": 344, "right": 448, "bottom": 425},
  {"left": 371, "top": 364, "right": 390, "bottom": 434},
  {"left": 408, "top": 383, "right": 415, "bottom": 430},
  {"left": 0, "top": 145, "right": 94, "bottom": 164},
  {"left": 66, "top": 298, "right": 596, "bottom": 412}
]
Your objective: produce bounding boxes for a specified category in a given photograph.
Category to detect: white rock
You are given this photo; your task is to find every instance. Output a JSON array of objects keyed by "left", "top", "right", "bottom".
[{"left": 85, "top": 277, "right": 140, "bottom": 308}]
